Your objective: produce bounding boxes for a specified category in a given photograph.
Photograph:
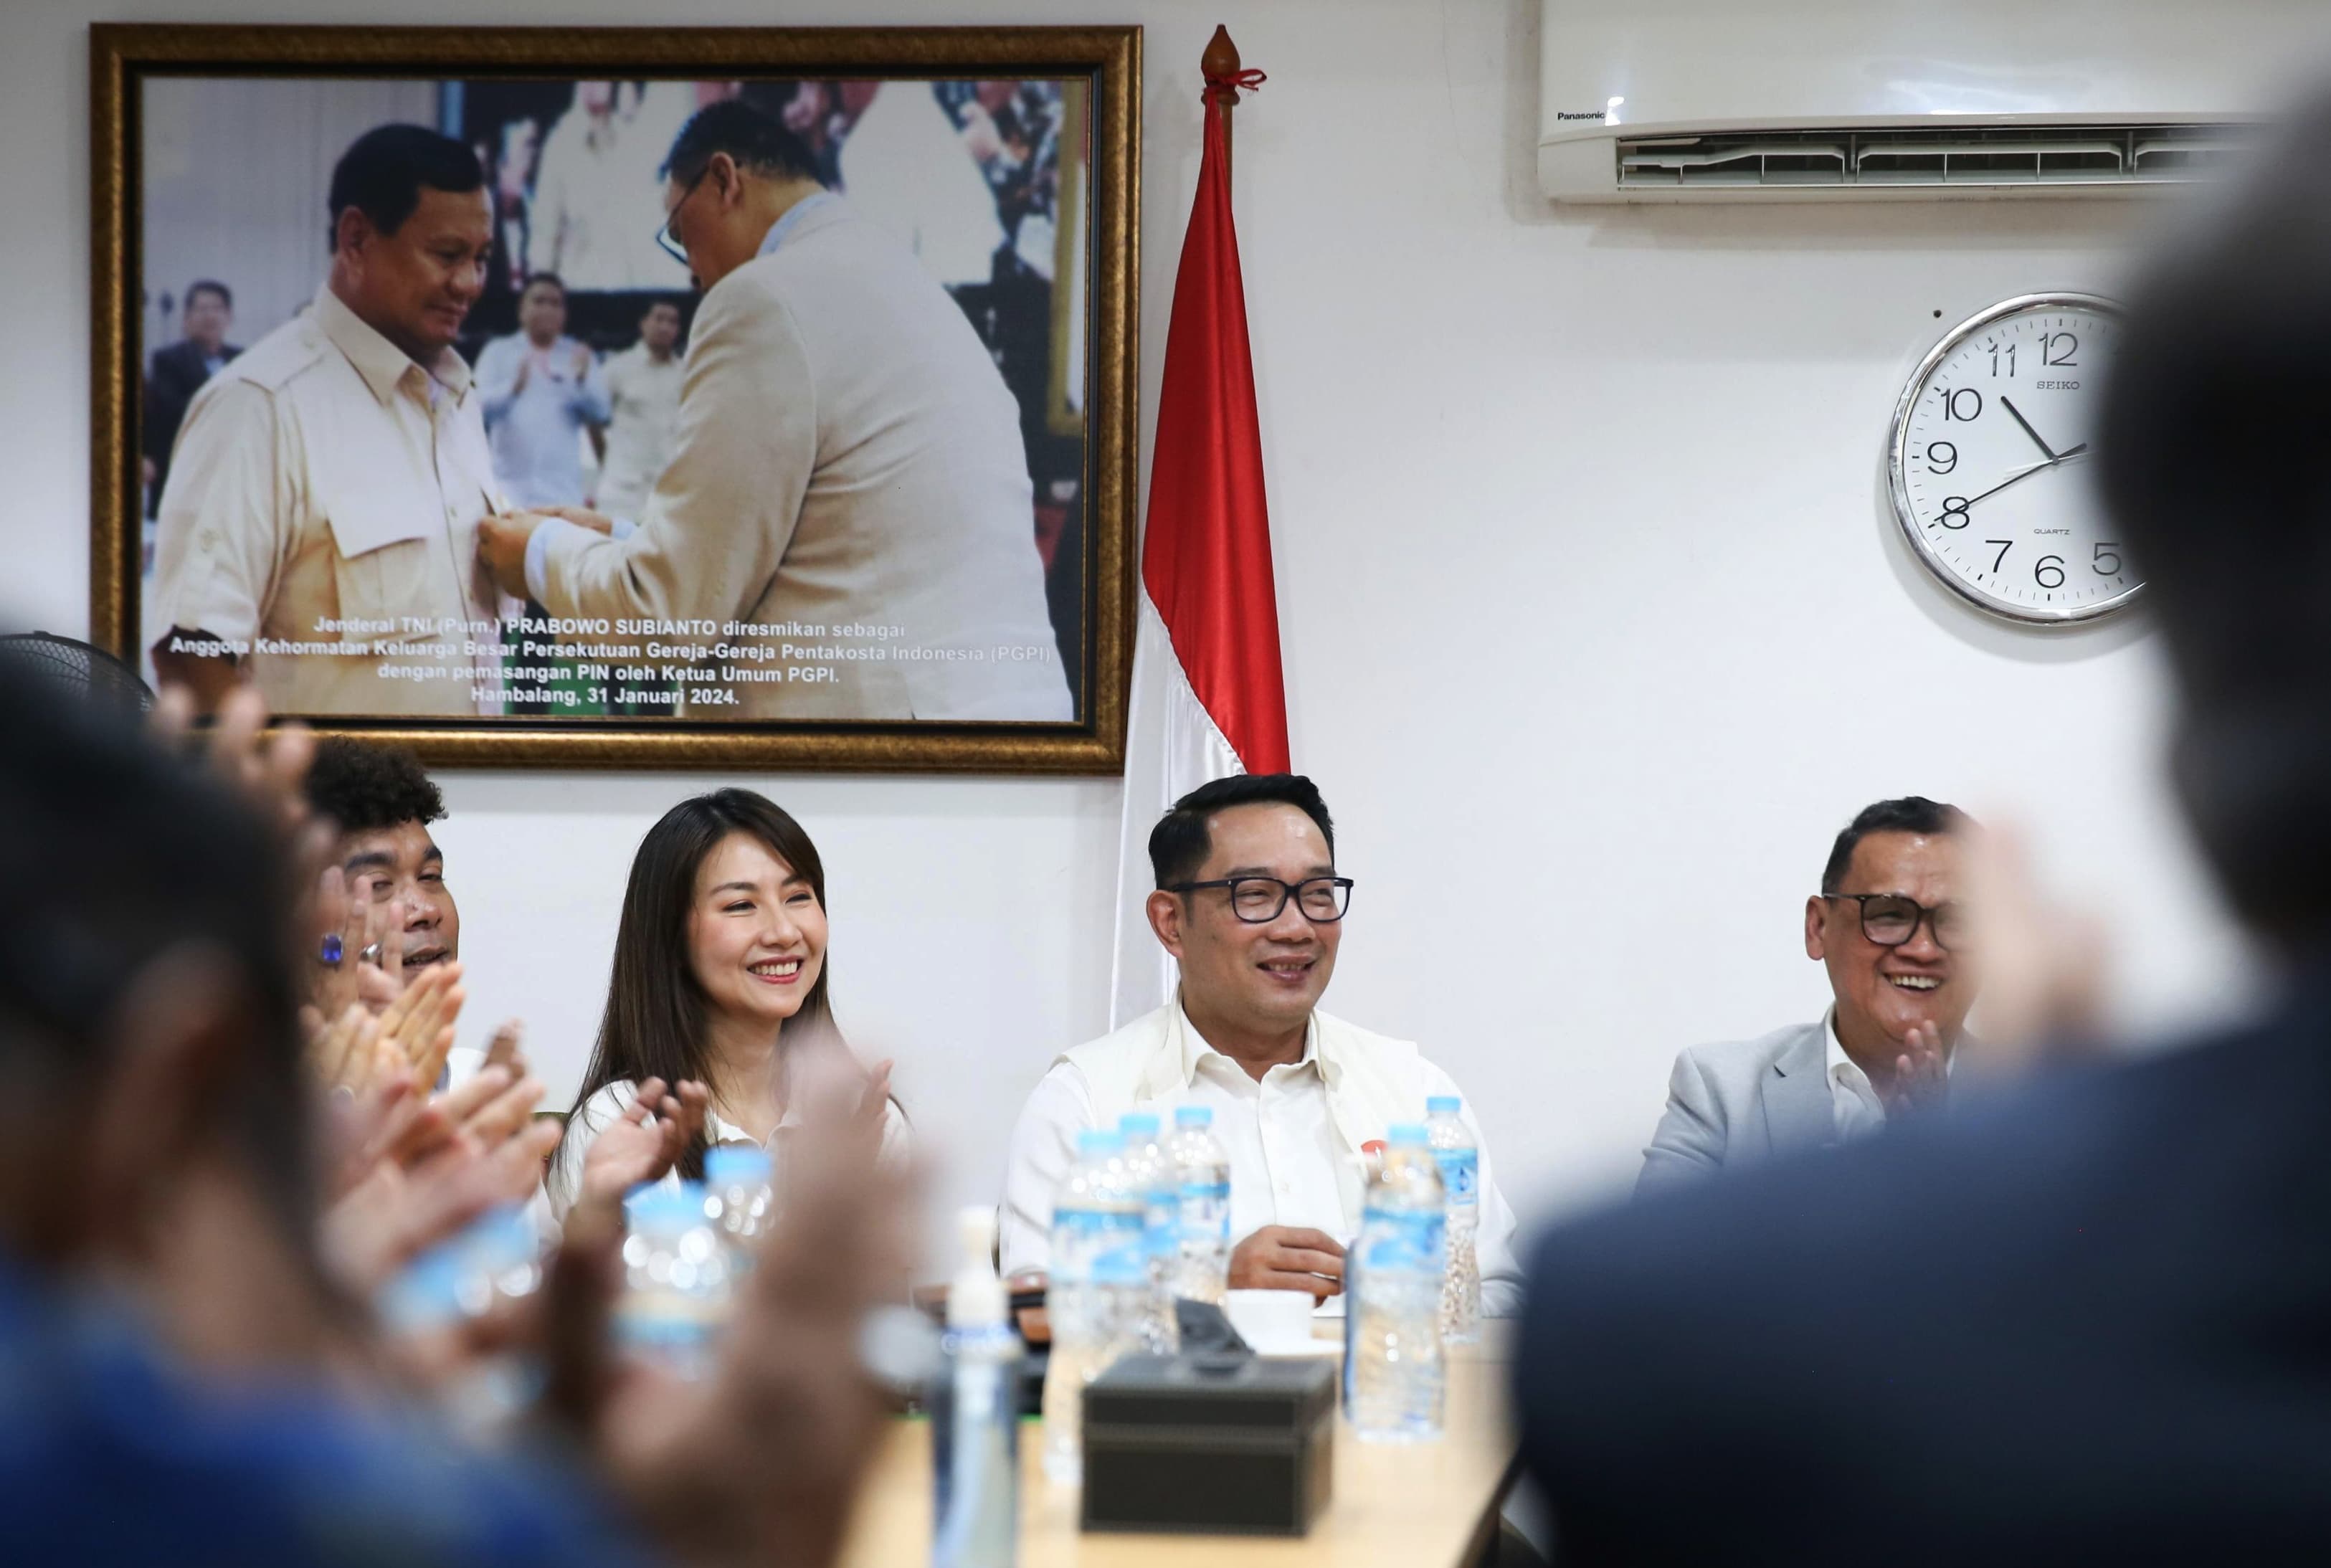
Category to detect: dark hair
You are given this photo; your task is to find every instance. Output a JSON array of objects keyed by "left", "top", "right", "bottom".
[
  {"left": 559, "top": 789, "right": 841, "bottom": 1182},
  {"left": 1149, "top": 774, "right": 1337, "bottom": 889},
  {"left": 326, "top": 124, "right": 484, "bottom": 248},
  {"left": 520, "top": 272, "right": 566, "bottom": 302},
  {"left": 184, "top": 279, "right": 232, "bottom": 311},
  {"left": 2098, "top": 91, "right": 2331, "bottom": 941},
  {"left": 0, "top": 671, "right": 313, "bottom": 1248},
  {"left": 661, "top": 99, "right": 822, "bottom": 188},
  {"left": 302, "top": 738, "right": 444, "bottom": 836},
  {"left": 1820, "top": 797, "right": 1973, "bottom": 895}
]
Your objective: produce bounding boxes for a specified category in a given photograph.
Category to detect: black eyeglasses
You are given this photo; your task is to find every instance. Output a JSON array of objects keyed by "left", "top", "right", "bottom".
[
  {"left": 1167, "top": 875, "right": 1354, "bottom": 924},
  {"left": 1821, "top": 893, "right": 1967, "bottom": 951},
  {"left": 654, "top": 168, "right": 710, "bottom": 267}
]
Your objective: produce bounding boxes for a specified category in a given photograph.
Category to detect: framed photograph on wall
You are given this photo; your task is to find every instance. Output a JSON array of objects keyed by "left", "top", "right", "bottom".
[{"left": 90, "top": 24, "right": 1139, "bottom": 772}]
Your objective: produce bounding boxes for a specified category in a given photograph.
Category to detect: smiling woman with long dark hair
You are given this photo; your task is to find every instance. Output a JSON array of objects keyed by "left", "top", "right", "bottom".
[{"left": 545, "top": 787, "right": 907, "bottom": 1217}]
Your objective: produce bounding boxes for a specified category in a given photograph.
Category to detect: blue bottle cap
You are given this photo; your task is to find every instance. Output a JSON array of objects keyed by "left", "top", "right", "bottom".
[
  {"left": 1174, "top": 1105, "right": 1213, "bottom": 1127},
  {"left": 1119, "top": 1111, "right": 1162, "bottom": 1137},
  {"left": 1425, "top": 1095, "right": 1462, "bottom": 1116},
  {"left": 1077, "top": 1129, "right": 1126, "bottom": 1158},
  {"left": 629, "top": 1182, "right": 709, "bottom": 1227},
  {"left": 705, "top": 1144, "right": 773, "bottom": 1184},
  {"left": 1386, "top": 1123, "right": 1430, "bottom": 1146}
]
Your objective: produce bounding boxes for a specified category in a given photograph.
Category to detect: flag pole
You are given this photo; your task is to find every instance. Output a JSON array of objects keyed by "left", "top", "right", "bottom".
[{"left": 1203, "top": 24, "right": 1242, "bottom": 176}]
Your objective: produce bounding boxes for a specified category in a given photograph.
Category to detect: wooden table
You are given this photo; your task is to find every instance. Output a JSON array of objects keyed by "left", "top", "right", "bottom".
[{"left": 840, "top": 1327, "right": 1518, "bottom": 1568}]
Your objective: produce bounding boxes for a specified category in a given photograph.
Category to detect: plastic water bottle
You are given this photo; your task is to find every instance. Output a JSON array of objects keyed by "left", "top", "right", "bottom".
[
  {"left": 705, "top": 1143, "right": 776, "bottom": 1278},
  {"left": 1344, "top": 1123, "right": 1446, "bottom": 1443},
  {"left": 1118, "top": 1112, "right": 1181, "bottom": 1353},
  {"left": 1041, "top": 1129, "right": 1145, "bottom": 1484},
  {"left": 616, "top": 1181, "right": 733, "bottom": 1379},
  {"left": 379, "top": 1203, "right": 545, "bottom": 1438},
  {"left": 931, "top": 1207, "right": 1020, "bottom": 1568},
  {"left": 1168, "top": 1106, "right": 1231, "bottom": 1303},
  {"left": 1424, "top": 1096, "right": 1481, "bottom": 1344}
]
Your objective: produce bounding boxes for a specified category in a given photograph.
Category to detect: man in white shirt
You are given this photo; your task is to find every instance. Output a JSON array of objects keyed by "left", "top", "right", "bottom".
[
  {"left": 148, "top": 125, "right": 502, "bottom": 718},
  {"left": 526, "top": 80, "right": 685, "bottom": 291},
  {"left": 1000, "top": 774, "right": 1524, "bottom": 1314},
  {"left": 1636, "top": 797, "right": 1978, "bottom": 1198},
  {"left": 476, "top": 99, "right": 1070, "bottom": 723},
  {"left": 474, "top": 272, "right": 609, "bottom": 508},
  {"left": 592, "top": 298, "right": 686, "bottom": 518}
]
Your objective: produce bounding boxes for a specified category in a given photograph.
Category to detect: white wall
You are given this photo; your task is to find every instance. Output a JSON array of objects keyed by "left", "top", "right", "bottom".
[{"left": 1, "top": 0, "right": 2260, "bottom": 1255}]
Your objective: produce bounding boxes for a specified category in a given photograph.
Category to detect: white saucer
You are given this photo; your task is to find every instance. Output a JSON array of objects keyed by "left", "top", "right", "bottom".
[{"left": 1246, "top": 1336, "right": 1341, "bottom": 1357}]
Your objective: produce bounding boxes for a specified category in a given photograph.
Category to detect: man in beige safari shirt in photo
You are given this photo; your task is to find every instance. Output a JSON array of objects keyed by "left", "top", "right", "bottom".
[{"left": 149, "top": 124, "right": 505, "bottom": 719}]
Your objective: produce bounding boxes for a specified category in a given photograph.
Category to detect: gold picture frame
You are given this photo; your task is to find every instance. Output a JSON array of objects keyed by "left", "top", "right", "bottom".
[{"left": 91, "top": 23, "right": 1139, "bottom": 774}]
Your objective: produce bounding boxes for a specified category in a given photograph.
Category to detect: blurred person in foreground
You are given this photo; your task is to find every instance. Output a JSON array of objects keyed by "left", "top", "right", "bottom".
[
  {"left": 999, "top": 774, "right": 1522, "bottom": 1314},
  {"left": 1637, "top": 797, "right": 1976, "bottom": 1196},
  {"left": 148, "top": 125, "right": 503, "bottom": 718},
  {"left": 477, "top": 99, "right": 1071, "bottom": 723},
  {"left": 1514, "top": 97, "right": 2331, "bottom": 1563},
  {"left": 142, "top": 278, "right": 240, "bottom": 513},
  {"left": 0, "top": 678, "right": 910, "bottom": 1565}
]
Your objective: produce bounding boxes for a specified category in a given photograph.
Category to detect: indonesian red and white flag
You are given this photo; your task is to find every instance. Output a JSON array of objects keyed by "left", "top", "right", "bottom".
[{"left": 1108, "top": 68, "right": 1288, "bottom": 1028}]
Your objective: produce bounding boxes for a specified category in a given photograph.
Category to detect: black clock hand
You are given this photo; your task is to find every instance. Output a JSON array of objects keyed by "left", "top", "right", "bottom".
[
  {"left": 1999, "top": 396, "right": 2059, "bottom": 463},
  {"left": 1961, "top": 447, "right": 2092, "bottom": 509}
]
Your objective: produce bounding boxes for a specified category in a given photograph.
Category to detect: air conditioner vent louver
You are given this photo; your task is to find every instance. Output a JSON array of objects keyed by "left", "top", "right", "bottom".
[{"left": 1616, "top": 123, "right": 2255, "bottom": 191}]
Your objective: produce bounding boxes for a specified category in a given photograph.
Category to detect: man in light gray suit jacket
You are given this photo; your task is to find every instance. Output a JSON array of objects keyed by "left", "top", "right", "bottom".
[{"left": 1638, "top": 797, "right": 1980, "bottom": 1197}]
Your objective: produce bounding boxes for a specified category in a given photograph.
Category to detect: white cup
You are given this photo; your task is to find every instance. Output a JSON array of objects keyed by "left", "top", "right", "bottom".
[{"left": 1223, "top": 1288, "right": 1317, "bottom": 1353}]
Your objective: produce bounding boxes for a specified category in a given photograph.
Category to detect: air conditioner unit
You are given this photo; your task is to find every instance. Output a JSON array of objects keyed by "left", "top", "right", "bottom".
[{"left": 1539, "top": 0, "right": 2327, "bottom": 202}]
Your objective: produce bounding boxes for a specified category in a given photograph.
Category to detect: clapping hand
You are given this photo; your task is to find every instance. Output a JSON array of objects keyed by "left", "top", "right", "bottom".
[
  {"left": 325, "top": 1057, "right": 560, "bottom": 1293},
  {"left": 1879, "top": 1020, "right": 1952, "bottom": 1116},
  {"left": 578, "top": 1077, "right": 711, "bottom": 1208}
]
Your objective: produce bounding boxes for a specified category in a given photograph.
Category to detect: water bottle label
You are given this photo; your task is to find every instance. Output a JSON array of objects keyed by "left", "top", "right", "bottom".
[
  {"left": 614, "top": 1303, "right": 719, "bottom": 1354},
  {"left": 1053, "top": 1208, "right": 1144, "bottom": 1236},
  {"left": 1357, "top": 1208, "right": 1445, "bottom": 1274},
  {"left": 1144, "top": 1194, "right": 1178, "bottom": 1259},
  {"left": 1177, "top": 1180, "right": 1230, "bottom": 1243},
  {"left": 1433, "top": 1149, "right": 1478, "bottom": 1205},
  {"left": 1050, "top": 1207, "right": 1144, "bottom": 1283}
]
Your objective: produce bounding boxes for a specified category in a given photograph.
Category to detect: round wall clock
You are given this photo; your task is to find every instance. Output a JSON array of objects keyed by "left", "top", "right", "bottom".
[{"left": 1887, "top": 293, "right": 2140, "bottom": 625}]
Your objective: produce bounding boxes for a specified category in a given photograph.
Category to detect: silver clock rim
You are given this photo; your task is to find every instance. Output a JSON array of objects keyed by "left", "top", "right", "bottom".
[{"left": 1886, "top": 291, "right": 2145, "bottom": 627}]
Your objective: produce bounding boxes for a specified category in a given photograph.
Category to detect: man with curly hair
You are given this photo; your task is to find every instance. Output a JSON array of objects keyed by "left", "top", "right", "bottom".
[{"left": 302, "top": 736, "right": 459, "bottom": 983}]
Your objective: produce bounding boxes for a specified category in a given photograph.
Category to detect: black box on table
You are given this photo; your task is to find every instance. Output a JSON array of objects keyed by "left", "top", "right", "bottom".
[{"left": 1079, "top": 1351, "right": 1336, "bottom": 1536}]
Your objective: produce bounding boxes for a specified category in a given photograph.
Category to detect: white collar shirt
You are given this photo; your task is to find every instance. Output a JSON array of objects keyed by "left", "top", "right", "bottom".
[
  {"left": 1000, "top": 1002, "right": 1524, "bottom": 1317},
  {"left": 1824, "top": 1009, "right": 1892, "bottom": 1143},
  {"left": 543, "top": 1073, "right": 912, "bottom": 1223}
]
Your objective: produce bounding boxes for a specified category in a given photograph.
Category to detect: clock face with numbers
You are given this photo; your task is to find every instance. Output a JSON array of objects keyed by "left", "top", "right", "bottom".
[{"left": 1888, "top": 293, "right": 2140, "bottom": 625}]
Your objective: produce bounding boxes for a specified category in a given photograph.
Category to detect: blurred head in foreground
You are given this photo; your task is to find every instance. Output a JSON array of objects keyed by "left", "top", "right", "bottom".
[
  {"left": 0, "top": 675, "right": 327, "bottom": 1359},
  {"left": 2101, "top": 98, "right": 2331, "bottom": 947}
]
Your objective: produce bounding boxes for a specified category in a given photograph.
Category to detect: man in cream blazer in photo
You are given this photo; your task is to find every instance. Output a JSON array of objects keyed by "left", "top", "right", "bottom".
[
  {"left": 479, "top": 98, "right": 1070, "bottom": 723},
  {"left": 1639, "top": 797, "right": 1980, "bottom": 1198},
  {"left": 1000, "top": 774, "right": 1523, "bottom": 1316}
]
